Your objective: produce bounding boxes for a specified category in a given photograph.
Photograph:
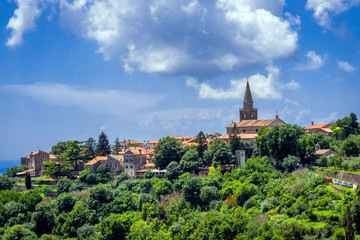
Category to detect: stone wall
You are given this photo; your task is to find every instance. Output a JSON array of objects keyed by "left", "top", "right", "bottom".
[{"left": 314, "top": 168, "right": 360, "bottom": 184}]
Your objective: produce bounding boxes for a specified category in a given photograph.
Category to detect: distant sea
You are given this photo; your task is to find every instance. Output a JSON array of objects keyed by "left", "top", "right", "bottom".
[{"left": 0, "top": 160, "right": 20, "bottom": 176}]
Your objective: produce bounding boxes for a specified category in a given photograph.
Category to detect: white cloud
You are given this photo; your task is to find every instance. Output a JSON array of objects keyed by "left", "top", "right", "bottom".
[
  {"left": 6, "top": 0, "right": 299, "bottom": 74},
  {"left": 284, "top": 12, "right": 301, "bottom": 30},
  {"left": 6, "top": 0, "right": 42, "bottom": 47},
  {"left": 187, "top": 66, "right": 298, "bottom": 100},
  {"left": 337, "top": 60, "right": 355, "bottom": 72},
  {"left": 315, "top": 112, "right": 340, "bottom": 123},
  {"left": 306, "top": 0, "right": 360, "bottom": 28},
  {"left": 280, "top": 98, "right": 310, "bottom": 124},
  {"left": 4, "top": 83, "right": 165, "bottom": 115},
  {"left": 297, "top": 50, "right": 325, "bottom": 70}
]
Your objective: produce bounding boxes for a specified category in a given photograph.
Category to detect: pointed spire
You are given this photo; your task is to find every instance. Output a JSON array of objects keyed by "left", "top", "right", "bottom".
[{"left": 243, "top": 81, "right": 253, "bottom": 104}]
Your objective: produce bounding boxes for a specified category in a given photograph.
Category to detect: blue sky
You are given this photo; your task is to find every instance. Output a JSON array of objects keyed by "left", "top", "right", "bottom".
[{"left": 0, "top": 0, "right": 359, "bottom": 160}]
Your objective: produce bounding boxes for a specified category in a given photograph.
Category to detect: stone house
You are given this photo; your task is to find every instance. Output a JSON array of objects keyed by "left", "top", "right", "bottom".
[
  {"left": 305, "top": 123, "right": 333, "bottom": 136},
  {"left": 21, "top": 151, "right": 56, "bottom": 177}
]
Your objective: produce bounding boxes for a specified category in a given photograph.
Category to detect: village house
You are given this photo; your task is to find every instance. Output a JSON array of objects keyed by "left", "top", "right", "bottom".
[
  {"left": 144, "top": 140, "right": 159, "bottom": 149},
  {"left": 20, "top": 150, "right": 56, "bottom": 177},
  {"left": 305, "top": 122, "right": 333, "bottom": 136}
]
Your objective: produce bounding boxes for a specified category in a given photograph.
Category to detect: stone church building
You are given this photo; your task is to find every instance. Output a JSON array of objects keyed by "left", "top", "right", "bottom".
[{"left": 223, "top": 81, "right": 286, "bottom": 142}]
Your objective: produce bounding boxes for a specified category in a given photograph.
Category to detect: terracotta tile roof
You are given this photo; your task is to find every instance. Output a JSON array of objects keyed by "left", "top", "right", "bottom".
[
  {"left": 86, "top": 156, "right": 108, "bottom": 165},
  {"left": 30, "top": 151, "right": 40, "bottom": 155},
  {"left": 226, "top": 122, "right": 238, "bottom": 128},
  {"left": 143, "top": 163, "right": 155, "bottom": 168},
  {"left": 144, "top": 149, "right": 155, "bottom": 155},
  {"left": 148, "top": 140, "right": 159, "bottom": 144},
  {"left": 315, "top": 149, "right": 333, "bottom": 155},
  {"left": 126, "top": 140, "right": 142, "bottom": 145},
  {"left": 125, "top": 147, "right": 147, "bottom": 155},
  {"left": 219, "top": 134, "right": 229, "bottom": 139},
  {"left": 136, "top": 169, "right": 150, "bottom": 173},
  {"left": 236, "top": 119, "right": 283, "bottom": 127},
  {"left": 305, "top": 123, "right": 331, "bottom": 129},
  {"left": 169, "top": 136, "right": 192, "bottom": 141},
  {"left": 49, "top": 154, "right": 56, "bottom": 160}
]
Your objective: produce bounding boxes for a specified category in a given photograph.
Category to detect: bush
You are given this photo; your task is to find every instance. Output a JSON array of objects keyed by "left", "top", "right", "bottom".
[
  {"left": 114, "top": 173, "right": 132, "bottom": 188},
  {"left": 0, "top": 176, "right": 15, "bottom": 190},
  {"left": 200, "top": 186, "right": 219, "bottom": 205},
  {"left": 56, "top": 178, "right": 72, "bottom": 194}
]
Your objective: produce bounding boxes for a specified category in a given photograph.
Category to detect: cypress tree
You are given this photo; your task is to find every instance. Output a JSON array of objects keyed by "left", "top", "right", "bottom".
[{"left": 25, "top": 172, "right": 32, "bottom": 190}]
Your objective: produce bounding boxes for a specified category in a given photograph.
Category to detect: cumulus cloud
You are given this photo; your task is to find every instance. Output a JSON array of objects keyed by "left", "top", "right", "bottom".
[
  {"left": 186, "top": 67, "right": 299, "bottom": 100},
  {"left": 6, "top": 0, "right": 299, "bottom": 74},
  {"left": 337, "top": 60, "right": 355, "bottom": 72},
  {"left": 4, "top": 83, "right": 165, "bottom": 115},
  {"left": 306, "top": 0, "right": 360, "bottom": 28},
  {"left": 6, "top": 0, "right": 42, "bottom": 47},
  {"left": 281, "top": 98, "right": 310, "bottom": 124},
  {"left": 297, "top": 50, "right": 325, "bottom": 70}
]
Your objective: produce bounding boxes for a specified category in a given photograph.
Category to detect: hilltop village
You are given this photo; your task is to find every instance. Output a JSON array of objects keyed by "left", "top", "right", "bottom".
[
  {"left": 2, "top": 82, "right": 360, "bottom": 240},
  {"left": 19, "top": 81, "right": 337, "bottom": 179}
]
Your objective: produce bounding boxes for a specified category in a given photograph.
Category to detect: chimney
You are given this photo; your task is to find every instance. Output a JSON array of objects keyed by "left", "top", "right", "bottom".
[
  {"left": 312, "top": 121, "right": 314, "bottom": 125},
  {"left": 139, "top": 149, "right": 142, "bottom": 155}
]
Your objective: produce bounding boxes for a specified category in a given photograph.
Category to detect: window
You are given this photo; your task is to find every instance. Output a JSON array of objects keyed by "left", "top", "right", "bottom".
[
  {"left": 125, "top": 159, "right": 128, "bottom": 163},
  {"left": 125, "top": 165, "right": 128, "bottom": 169},
  {"left": 42, "top": 155, "right": 45, "bottom": 159},
  {"left": 243, "top": 129, "right": 245, "bottom": 133},
  {"left": 130, "top": 165, "right": 133, "bottom": 169},
  {"left": 256, "top": 129, "right": 258, "bottom": 132},
  {"left": 130, "top": 159, "right": 133, "bottom": 162}
]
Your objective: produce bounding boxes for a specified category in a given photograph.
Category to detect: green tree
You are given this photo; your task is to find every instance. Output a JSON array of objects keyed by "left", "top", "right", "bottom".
[
  {"left": 341, "top": 136, "right": 360, "bottom": 157},
  {"left": 31, "top": 201, "right": 56, "bottom": 236},
  {"left": 77, "top": 224, "right": 97, "bottom": 240},
  {"left": 229, "top": 124, "right": 243, "bottom": 155},
  {"left": 62, "top": 140, "right": 83, "bottom": 171},
  {"left": 25, "top": 172, "right": 31, "bottom": 190},
  {"left": 0, "top": 176, "right": 15, "bottom": 190},
  {"left": 53, "top": 192, "right": 77, "bottom": 213},
  {"left": 84, "top": 137, "right": 96, "bottom": 161},
  {"left": 96, "top": 164, "right": 112, "bottom": 183},
  {"left": 154, "top": 178, "right": 173, "bottom": 197},
  {"left": 56, "top": 178, "right": 72, "bottom": 194},
  {"left": 344, "top": 204, "right": 355, "bottom": 240},
  {"left": 3, "top": 225, "right": 37, "bottom": 240},
  {"left": 196, "top": 131, "right": 207, "bottom": 159},
  {"left": 87, "top": 184, "right": 114, "bottom": 210},
  {"left": 44, "top": 158, "right": 71, "bottom": 178},
  {"left": 61, "top": 203, "right": 89, "bottom": 238},
  {"left": 204, "top": 138, "right": 234, "bottom": 167},
  {"left": 352, "top": 198, "right": 360, "bottom": 234},
  {"left": 6, "top": 165, "right": 28, "bottom": 178},
  {"left": 183, "top": 177, "right": 202, "bottom": 205},
  {"left": 112, "top": 137, "right": 122, "bottom": 154},
  {"left": 165, "top": 161, "right": 182, "bottom": 180},
  {"left": 256, "top": 124, "right": 305, "bottom": 165},
  {"left": 179, "top": 148, "right": 201, "bottom": 174},
  {"left": 153, "top": 136, "right": 183, "bottom": 169},
  {"left": 144, "top": 170, "right": 155, "bottom": 179},
  {"left": 200, "top": 186, "right": 219, "bottom": 205},
  {"left": 95, "top": 132, "right": 111, "bottom": 157},
  {"left": 281, "top": 155, "right": 301, "bottom": 172},
  {"left": 50, "top": 141, "right": 68, "bottom": 155},
  {"left": 99, "top": 214, "right": 126, "bottom": 239},
  {"left": 19, "top": 190, "right": 42, "bottom": 211}
]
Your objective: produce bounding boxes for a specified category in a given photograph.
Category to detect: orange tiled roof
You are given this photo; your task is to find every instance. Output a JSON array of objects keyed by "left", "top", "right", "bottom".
[
  {"left": 127, "top": 140, "right": 142, "bottom": 145},
  {"left": 315, "top": 149, "right": 332, "bottom": 155},
  {"left": 30, "top": 151, "right": 40, "bottom": 155},
  {"left": 236, "top": 119, "right": 284, "bottom": 127},
  {"left": 148, "top": 140, "right": 159, "bottom": 144},
  {"left": 305, "top": 123, "right": 331, "bottom": 130},
  {"left": 126, "top": 147, "right": 147, "bottom": 155},
  {"left": 143, "top": 163, "right": 155, "bottom": 167},
  {"left": 49, "top": 154, "right": 56, "bottom": 159},
  {"left": 136, "top": 169, "right": 150, "bottom": 173},
  {"left": 219, "top": 133, "right": 257, "bottom": 140},
  {"left": 169, "top": 136, "right": 192, "bottom": 141},
  {"left": 86, "top": 156, "right": 108, "bottom": 165}
]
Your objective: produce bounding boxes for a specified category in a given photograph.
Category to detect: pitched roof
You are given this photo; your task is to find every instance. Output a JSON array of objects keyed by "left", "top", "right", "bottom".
[
  {"left": 143, "top": 163, "right": 155, "bottom": 168},
  {"left": 169, "top": 136, "right": 192, "bottom": 141},
  {"left": 244, "top": 81, "right": 253, "bottom": 104},
  {"left": 235, "top": 119, "right": 285, "bottom": 127},
  {"left": 147, "top": 140, "right": 159, "bottom": 144},
  {"left": 305, "top": 123, "right": 331, "bottom": 130},
  {"left": 125, "top": 147, "right": 147, "bottom": 155},
  {"left": 219, "top": 133, "right": 257, "bottom": 140},
  {"left": 86, "top": 156, "right": 108, "bottom": 165}
]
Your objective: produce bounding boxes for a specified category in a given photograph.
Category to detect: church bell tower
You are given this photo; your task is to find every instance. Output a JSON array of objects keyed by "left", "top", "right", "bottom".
[{"left": 239, "top": 81, "right": 258, "bottom": 121}]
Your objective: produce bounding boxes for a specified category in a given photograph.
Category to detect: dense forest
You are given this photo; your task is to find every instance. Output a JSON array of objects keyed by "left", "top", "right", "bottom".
[{"left": 1, "top": 158, "right": 360, "bottom": 239}]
